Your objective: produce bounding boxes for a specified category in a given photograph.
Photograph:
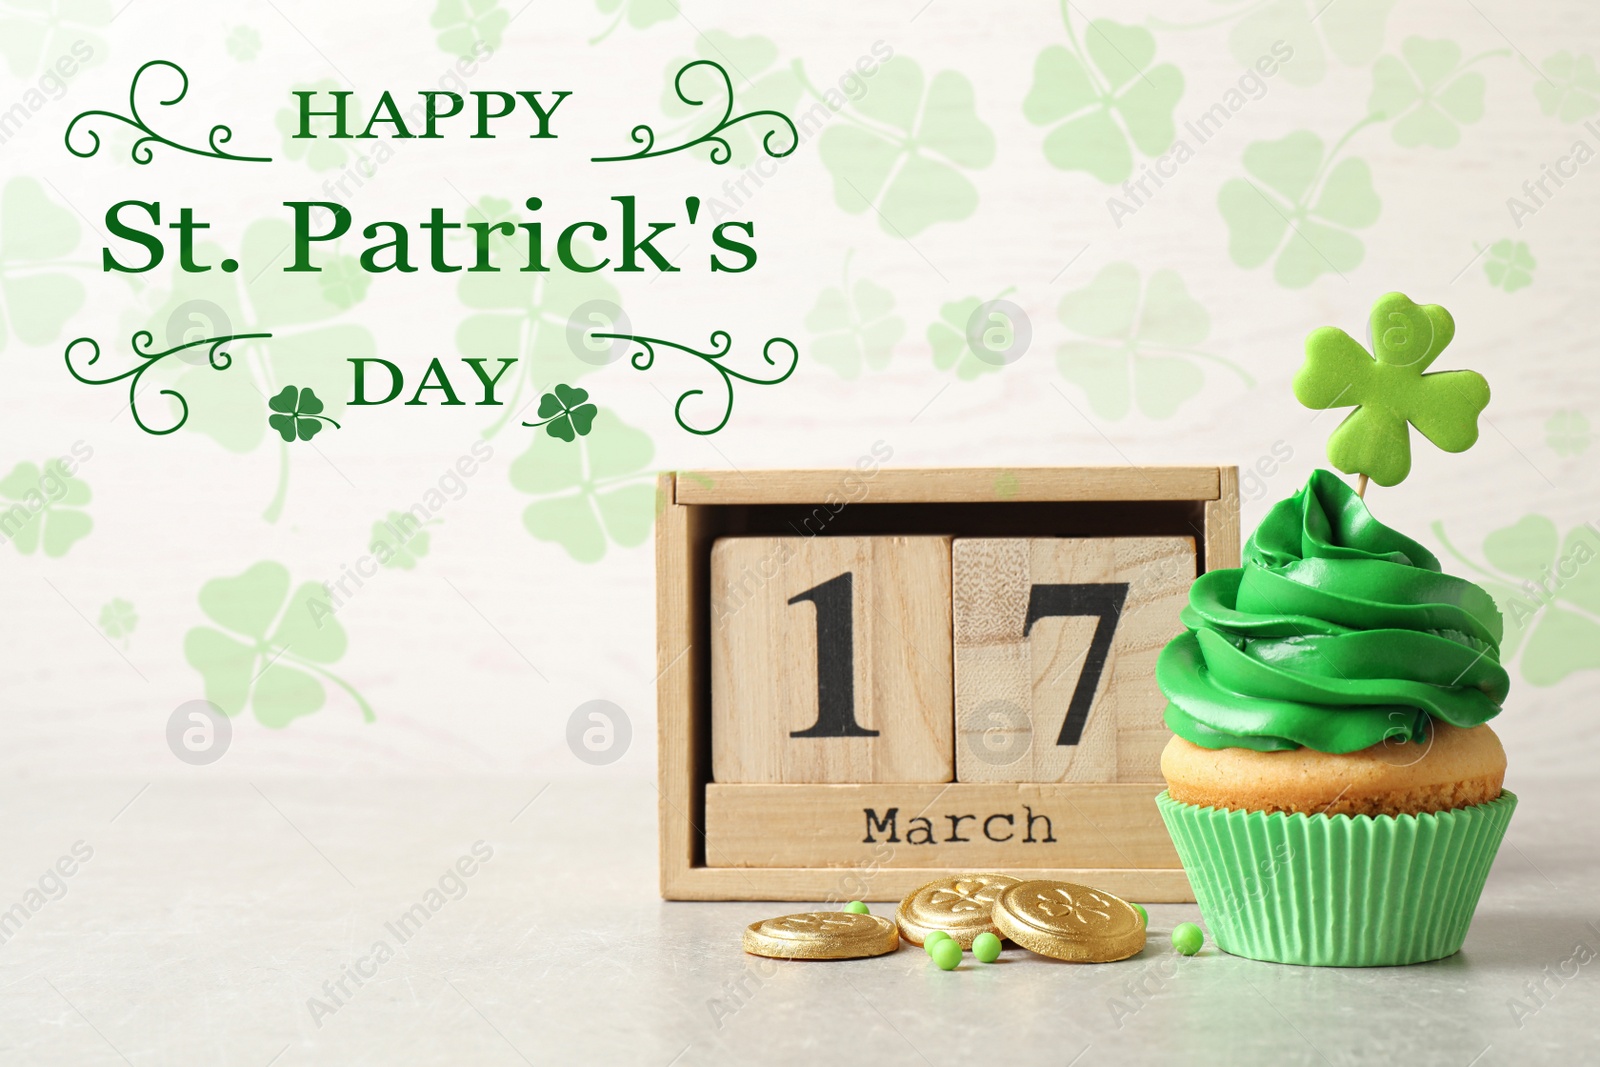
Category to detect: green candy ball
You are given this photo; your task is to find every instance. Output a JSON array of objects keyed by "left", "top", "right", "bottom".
[
  {"left": 1133, "top": 903, "right": 1148, "bottom": 927},
  {"left": 843, "top": 901, "right": 870, "bottom": 914},
  {"left": 971, "top": 932, "right": 1002, "bottom": 963},
  {"left": 923, "top": 930, "right": 953, "bottom": 955},
  {"left": 1172, "top": 922, "right": 1204, "bottom": 956},
  {"left": 930, "top": 938, "right": 962, "bottom": 971}
]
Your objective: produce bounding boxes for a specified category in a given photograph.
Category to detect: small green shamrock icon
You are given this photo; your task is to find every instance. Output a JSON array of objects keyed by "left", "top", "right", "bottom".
[
  {"left": 1484, "top": 239, "right": 1535, "bottom": 292},
  {"left": 1534, "top": 51, "right": 1600, "bottom": 123},
  {"left": 1368, "top": 38, "right": 1490, "bottom": 149},
  {"left": 525, "top": 384, "right": 597, "bottom": 442},
  {"left": 0, "top": 459, "right": 92, "bottom": 557},
  {"left": 1294, "top": 292, "right": 1488, "bottom": 487},
  {"left": 1023, "top": 19, "right": 1184, "bottom": 184},
  {"left": 184, "top": 561, "right": 373, "bottom": 727},
  {"left": 268, "top": 386, "right": 341, "bottom": 443},
  {"left": 99, "top": 598, "right": 137, "bottom": 647},
  {"left": 1546, "top": 410, "right": 1590, "bottom": 457}
]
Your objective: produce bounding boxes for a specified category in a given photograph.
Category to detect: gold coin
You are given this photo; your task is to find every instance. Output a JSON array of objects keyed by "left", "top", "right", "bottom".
[
  {"left": 895, "top": 873, "right": 1021, "bottom": 947},
  {"left": 742, "top": 911, "right": 899, "bottom": 960},
  {"left": 991, "top": 880, "right": 1146, "bottom": 962}
]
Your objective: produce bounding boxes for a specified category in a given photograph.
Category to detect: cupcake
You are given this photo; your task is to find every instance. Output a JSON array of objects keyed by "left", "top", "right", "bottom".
[{"left": 1155, "top": 468, "right": 1515, "bottom": 966}]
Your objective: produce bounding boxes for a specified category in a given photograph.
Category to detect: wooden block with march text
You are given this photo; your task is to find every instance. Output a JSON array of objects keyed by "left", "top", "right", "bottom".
[
  {"left": 711, "top": 536, "right": 953, "bottom": 783},
  {"left": 704, "top": 782, "right": 1180, "bottom": 869},
  {"left": 954, "top": 537, "right": 1194, "bottom": 783}
]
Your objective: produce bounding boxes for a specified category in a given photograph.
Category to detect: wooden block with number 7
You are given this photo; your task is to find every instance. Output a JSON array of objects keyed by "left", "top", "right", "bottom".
[
  {"left": 954, "top": 537, "right": 1195, "bottom": 783},
  {"left": 711, "top": 536, "right": 954, "bottom": 783}
]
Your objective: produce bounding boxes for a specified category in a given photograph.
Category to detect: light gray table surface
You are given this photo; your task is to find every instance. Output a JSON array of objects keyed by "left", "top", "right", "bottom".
[{"left": 0, "top": 774, "right": 1591, "bottom": 1066}]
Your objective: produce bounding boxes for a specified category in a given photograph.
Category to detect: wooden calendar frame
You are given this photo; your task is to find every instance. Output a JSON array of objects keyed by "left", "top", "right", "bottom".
[{"left": 656, "top": 467, "right": 1240, "bottom": 901}]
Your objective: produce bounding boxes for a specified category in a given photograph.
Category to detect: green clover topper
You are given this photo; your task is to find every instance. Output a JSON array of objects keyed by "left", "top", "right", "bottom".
[
  {"left": 524, "top": 384, "right": 597, "bottom": 442},
  {"left": 1294, "top": 292, "right": 1489, "bottom": 489},
  {"left": 268, "top": 386, "right": 341, "bottom": 443}
]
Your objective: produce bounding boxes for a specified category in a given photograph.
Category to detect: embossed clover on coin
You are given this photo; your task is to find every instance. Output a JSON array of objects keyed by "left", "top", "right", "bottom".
[{"left": 1032, "top": 885, "right": 1113, "bottom": 924}]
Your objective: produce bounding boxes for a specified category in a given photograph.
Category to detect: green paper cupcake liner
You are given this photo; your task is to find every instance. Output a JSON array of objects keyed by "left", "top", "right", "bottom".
[{"left": 1157, "top": 790, "right": 1516, "bottom": 967}]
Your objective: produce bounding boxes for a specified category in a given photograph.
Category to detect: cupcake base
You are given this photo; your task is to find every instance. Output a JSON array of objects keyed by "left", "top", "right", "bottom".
[
  {"left": 1160, "top": 725, "right": 1506, "bottom": 817},
  {"left": 1157, "top": 790, "right": 1516, "bottom": 967}
]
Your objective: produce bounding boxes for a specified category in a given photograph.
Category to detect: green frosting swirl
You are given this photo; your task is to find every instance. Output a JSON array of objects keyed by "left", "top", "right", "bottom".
[{"left": 1158, "top": 469, "right": 1509, "bottom": 753}]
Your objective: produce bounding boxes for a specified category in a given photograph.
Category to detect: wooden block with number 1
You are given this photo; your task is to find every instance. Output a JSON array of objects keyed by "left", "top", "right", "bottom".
[
  {"left": 711, "top": 536, "right": 953, "bottom": 783},
  {"left": 954, "top": 537, "right": 1195, "bottom": 783}
]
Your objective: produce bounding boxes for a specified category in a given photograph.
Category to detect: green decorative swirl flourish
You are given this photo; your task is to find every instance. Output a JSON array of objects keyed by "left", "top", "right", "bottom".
[
  {"left": 593, "top": 329, "right": 799, "bottom": 435},
  {"left": 591, "top": 59, "right": 799, "bottom": 165},
  {"left": 1157, "top": 469, "right": 1509, "bottom": 754},
  {"left": 65, "top": 330, "right": 273, "bottom": 436},
  {"left": 65, "top": 59, "right": 272, "bottom": 165}
]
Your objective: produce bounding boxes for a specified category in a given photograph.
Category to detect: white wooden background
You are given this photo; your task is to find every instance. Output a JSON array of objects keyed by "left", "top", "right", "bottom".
[{"left": 0, "top": 0, "right": 1595, "bottom": 782}]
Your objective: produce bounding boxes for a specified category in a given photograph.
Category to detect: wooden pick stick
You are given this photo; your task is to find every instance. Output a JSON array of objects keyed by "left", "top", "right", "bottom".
[{"left": 1356, "top": 473, "right": 1370, "bottom": 499}]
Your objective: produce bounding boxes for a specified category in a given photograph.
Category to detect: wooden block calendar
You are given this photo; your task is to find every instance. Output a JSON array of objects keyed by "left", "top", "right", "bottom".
[
  {"left": 953, "top": 537, "right": 1196, "bottom": 784},
  {"left": 656, "top": 467, "right": 1240, "bottom": 902},
  {"left": 710, "top": 536, "right": 954, "bottom": 784}
]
